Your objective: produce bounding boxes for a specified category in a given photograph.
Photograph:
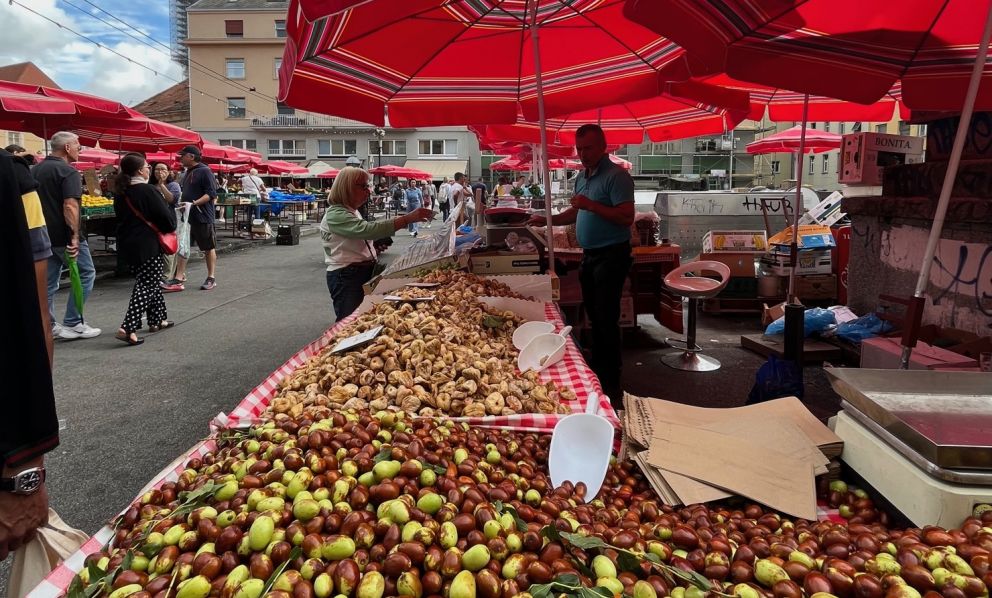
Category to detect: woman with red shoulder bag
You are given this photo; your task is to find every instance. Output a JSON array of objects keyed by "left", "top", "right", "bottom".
[{"left": 112, "top": 153, "right": 178, "bottom": 345}]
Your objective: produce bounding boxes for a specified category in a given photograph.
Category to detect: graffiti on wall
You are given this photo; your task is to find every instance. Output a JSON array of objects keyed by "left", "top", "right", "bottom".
[{"left": 877, "top": 225, "right": 992, "bottom": 331}]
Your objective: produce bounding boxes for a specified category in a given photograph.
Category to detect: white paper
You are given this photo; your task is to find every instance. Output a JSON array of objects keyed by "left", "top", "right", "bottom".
[
  {"left": 330, "top": 325, "right": 384, "bottom": 354},
  {"left": 382, "top": 295, "right": 435, "bottom": 302},
  {"left": 405, "top": 282, "right": 441, "bottom": 288}
]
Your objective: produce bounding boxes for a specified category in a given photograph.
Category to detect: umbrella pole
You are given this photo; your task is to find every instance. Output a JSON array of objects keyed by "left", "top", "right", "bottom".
[
  {"left": 900, "top": 3, "right": 992, "bottom": 369},
  {"left": 782, "top": 97, "right": 810, "bottom": 364},
  {"left": 529, "top": 0, "right": 555, "bottom": 274}
]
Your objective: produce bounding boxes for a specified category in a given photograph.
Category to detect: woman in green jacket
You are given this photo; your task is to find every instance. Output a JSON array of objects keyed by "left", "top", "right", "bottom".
[{"left": 321, "top": 167, "right": 432, "bottom": 321}]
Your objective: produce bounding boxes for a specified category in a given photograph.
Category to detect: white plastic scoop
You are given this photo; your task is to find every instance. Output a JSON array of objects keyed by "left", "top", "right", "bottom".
[
  {"left": 517, "top": 331, "right": 568, "bottom": 373},
  {"left": 549, "top": 393, "right": 614, "bottom": 502},
  {"left": 513, "top": 323, "right": 572, "bottom": 351}
]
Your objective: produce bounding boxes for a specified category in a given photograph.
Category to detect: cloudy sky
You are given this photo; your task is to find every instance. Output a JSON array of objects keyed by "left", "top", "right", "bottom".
[{"left": 1, "top": 0, "right": 184, "bottom": 105}]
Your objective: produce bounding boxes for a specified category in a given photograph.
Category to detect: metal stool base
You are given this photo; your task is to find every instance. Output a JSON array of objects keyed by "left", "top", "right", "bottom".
[{"left": 662, "top": 351, "right": 722, "bottom": 372}]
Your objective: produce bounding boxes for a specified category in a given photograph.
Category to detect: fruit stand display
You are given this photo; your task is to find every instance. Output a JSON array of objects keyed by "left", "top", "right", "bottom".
[
  {"left": 82, "top": 194, "right": 115, "bottom": 217},
  {"left": 29, "top": 273, "right": 992, "bottom": 598}
]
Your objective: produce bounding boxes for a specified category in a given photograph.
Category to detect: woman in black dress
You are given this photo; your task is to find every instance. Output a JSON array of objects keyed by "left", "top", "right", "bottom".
[{"left": 112, "top": 153, "right": 178, "bottom": 345}]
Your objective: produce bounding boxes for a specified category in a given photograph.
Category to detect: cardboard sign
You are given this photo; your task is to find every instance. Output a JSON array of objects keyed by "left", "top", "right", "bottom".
[{"left": 329, "top": 325, "right": 384, "bottom": 354}]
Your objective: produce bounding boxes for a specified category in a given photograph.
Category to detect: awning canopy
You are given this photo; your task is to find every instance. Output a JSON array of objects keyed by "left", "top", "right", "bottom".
[{"left": 403, "top": 159, "right": 468, "bottom": 181}]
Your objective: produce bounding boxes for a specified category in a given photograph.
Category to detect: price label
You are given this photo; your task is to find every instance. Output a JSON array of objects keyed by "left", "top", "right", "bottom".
[{"left": 330, "top": 325, "right": 384, "bottom": 354}]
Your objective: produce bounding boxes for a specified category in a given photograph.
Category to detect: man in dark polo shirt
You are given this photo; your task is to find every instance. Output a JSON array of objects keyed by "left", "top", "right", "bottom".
[
  {"left": 528, "top": 124, "right": 634, "bottom": 407},
  {"left": 171, "top": 145, "right": 218, "bottom": 291},
  {"left": 33, "top": 131, "right": 101, "bottom": 340},
  {"left": 0, "top": 149, "right": 59, "bottom": 558}
]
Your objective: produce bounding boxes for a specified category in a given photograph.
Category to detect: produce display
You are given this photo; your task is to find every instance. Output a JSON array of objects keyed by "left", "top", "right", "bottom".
[
  {"left": 82, "top": 193, "right": 115, "bottom": 215},
  {"left": 72, "top": 410, "right": 992, "bottom": 598},
  {"left": 264, "top": 272, "right": 572, "bottom": 420}
]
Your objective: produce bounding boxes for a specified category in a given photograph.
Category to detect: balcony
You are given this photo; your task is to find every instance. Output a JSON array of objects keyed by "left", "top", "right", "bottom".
[{"left": 251, "top": 113, "right": 376, "bottom": 130}]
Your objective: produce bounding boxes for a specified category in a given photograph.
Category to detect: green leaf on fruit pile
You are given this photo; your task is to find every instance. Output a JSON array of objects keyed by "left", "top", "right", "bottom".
[
  {"left": 559, "top": 531, "right": 610, "bottom": 550},
  {"left": 417, "top": 458, "right": 446, "bottom": 475},
  {"left": 139, "top": 542, "right": 164, "bottom": 557},
  {"left": 262, "top": 546, "right": 303, "bottom": 596},
  {"left": 617, "top": 551, "right": 642, "bottom": 572},
  {"left": 66, "top": 574, "right": 85, "bottom": 598},
  {"left": 541, "top": 524, "right": 563, "bottom": 543},
  {"left": 482, "top": 314, "right": 505, "bottom": 329},
  {"left": 493, "top": 500, "right": 528, "bottom": 531},
  {"left": 373, "top": 447, "right": 392, "bottom": 463},
  {"left": 580, "top": 587, "right": 614, "bottom": 598},
  {"left": 556, "top": 573, "right": 581, "bottom": 586}
]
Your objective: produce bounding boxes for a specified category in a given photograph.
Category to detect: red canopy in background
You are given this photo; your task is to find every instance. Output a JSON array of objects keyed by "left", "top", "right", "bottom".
[
  {"left": 316, "top": 168, "right": 341, "bottom": 179},
  {"left": 258, "top": 160, "right": 309, "bottom": 175},
  {"left": 72, "top": 110, "right": 202, "bottom": 152},
  {"left": 70, "top": 162, "right": 100, "bottom": 172},
  {"left": 209, "top": 163, "right": 252, "bottom": 174},
  {"left": 624, "top": 0, "right": 992, "bottom": 112},
  {"left": 368, "top": 164, "right": 406, "bottom": 176},
  {"left": 200, "top": 143, "right": 240, "bottom": 162},
  {"left": 279, "top": 0, "right": 696, "bottom": 127},
  {"left": 78, "top": 148, "right": 120, "bottom": 165},
  {"left": 746, "top": 126, "right": 842, "bottom": 155},
  {"left": 388, "top": 168, "right": 432, "bottom": 180}
]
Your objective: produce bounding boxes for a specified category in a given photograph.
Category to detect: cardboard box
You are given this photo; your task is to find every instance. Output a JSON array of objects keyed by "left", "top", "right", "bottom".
[
  {"left": 702, "top": 230, "right": 768, "bottom": 253},
  {"left": 860, "top": 337, "right": 978, "bottom": 370},
  {"left": 839, "top": 132, "right": 925, "bottom": 186},
  {"left": 698, "top": 252, "right": 757, "bottom": 278},
  {"left": 799, "top": 192, "right": 846, "bottom": 227},
  {"left": 831, "top": 225, "right": 851, "bottom": 305},
  {"left": 795, "top": 274, "right": 837, "bottom": 300},
  {"left": 762, "top": 249, "right": 832, "bottom": 276},
  {"left": 470, "top": 252, "right": 541, "bottom": 274},
  {"left": 620, "top": 295, "right": 636, "bottom": 327},
  {"left": 762, "top": 302, "right": 787, "bottom": 327},
  {"left": 768, "top": 224, "right": 836, "bottom": 250}
]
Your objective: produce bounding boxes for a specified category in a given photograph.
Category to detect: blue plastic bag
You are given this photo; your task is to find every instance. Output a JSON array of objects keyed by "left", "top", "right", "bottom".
[
  {"left": 747, "top": 355, "right": 804, "bottom": 404},
  {"left": 764, "top": 307, "right": 836, "bottom": 337},
  {"left": 834, "top": 313, "right": 892, "bottom": 343}
]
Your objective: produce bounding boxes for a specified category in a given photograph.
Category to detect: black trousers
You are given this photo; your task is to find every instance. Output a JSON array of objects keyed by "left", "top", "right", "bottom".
[
  {"left": 579, "top": 242, "right": 632, "bottom": 404},
  {"left": 122, "top": 254, "right": 167, "bottom": 333}
]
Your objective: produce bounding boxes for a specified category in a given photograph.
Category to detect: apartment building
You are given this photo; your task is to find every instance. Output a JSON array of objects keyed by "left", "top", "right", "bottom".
[
  {"left": 0, "top": 62, "right": 61, "bottom": 156},
  {"left": 184, "top": 0, "right": 481, "bottom": 180}
]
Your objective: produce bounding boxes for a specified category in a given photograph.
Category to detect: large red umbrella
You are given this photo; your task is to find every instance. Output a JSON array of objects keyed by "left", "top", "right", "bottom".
[
  {"left": 71, "top": 111, "right": 202, "bottom": 152},
  {"left": 489, "top": 157, "right": 531, "bottom": 172},
  {"left": 317, "top": 168, "right": 341, "bottom": 179},
  {"left": 624, "top": 0, "right": 992, "bottom": 111},
  {"left": 389, "top": 168, "right": 433, "bottom": 180},
  {"left": 280, "top": 0, "right": 696, "bottom": 127}
]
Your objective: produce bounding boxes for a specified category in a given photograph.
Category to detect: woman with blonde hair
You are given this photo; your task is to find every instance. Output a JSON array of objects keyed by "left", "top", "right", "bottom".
[{"left": 320, "top": 167, "right": 432, "bottom": 320}]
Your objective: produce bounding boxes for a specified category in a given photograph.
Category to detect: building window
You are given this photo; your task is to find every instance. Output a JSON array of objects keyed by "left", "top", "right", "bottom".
[
  {"left": 771, "top": 160, "right": 780, "bottom": 174},
  {"left": 276, "top": 101, "right": 295, "bottom": 116},
  {"left": 839, "top": 123, "right": 846, "bottom": 135},
  {"left": 6, "top": 131, "right": 23, "bottom": 145},
  {"left": 875, "top": 124, "right": 887, "bottom": 134},
  {"left": 268, "top": 139, "right": 305, "bottom": 158},
  {"left": 227, "top": 97, "right": 246, "bottom": 119},
  {"left": 808, "top": 156, "right": 815, "bottom": 175},
  {"left": 226, "top": 58, "right": 245, "bottom": 79},
  {"left": 824, "top": 122, "right": 830, "bottom": 132},
  {"left": 694, "top": 138, "right": 717, "bottom": 152},
  {"left": 368, "top": 139, "right": 406, "bottom": 155},
  {"left": 810, "top": 122, "right": 817, "bottom": 129},
  {"left": 218, "top": 139, "right": 257, "bottom": 152},
  {"left": 418, "top": 139, "right": 457, "bottom": 156},
  {"left": 225, "top": 20, "right": 243, "bottom": 38},
  {"left": 317, "top": 139, "right": 357, "bottom": 157},
  {"left": 274, "top": 20, "right": 287, "bottom": 38},
  {"left": 273, "top": 58, "right": 282, "bottom": 79},
  {"left": 853, "top": 122, "right": 862, "bottom": 133},
  {"left": 645, "top": 141, "right": 683, "bottom": 155},
  {"left": 899, "top": 120, "right": 911, "bottom": 136},
  {"left": 822, "top": 155, "right": 829, "bottom": 174}
]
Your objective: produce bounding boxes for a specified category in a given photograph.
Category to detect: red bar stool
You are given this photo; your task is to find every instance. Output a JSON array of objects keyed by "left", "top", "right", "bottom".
[{"left": 661, "top": 261, "right": 732, "bottom": 372}]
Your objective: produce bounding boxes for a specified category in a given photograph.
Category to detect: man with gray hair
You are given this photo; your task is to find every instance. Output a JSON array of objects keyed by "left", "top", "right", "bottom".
[{"left": 33, "top": 131, "right": 101, "bottom": 340}]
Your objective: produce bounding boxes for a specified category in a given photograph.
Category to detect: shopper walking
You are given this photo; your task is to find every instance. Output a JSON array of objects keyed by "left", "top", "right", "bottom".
[
  {"left": 528, "top": 124, "right": 634, "bottom": 407},
  {"left": 320, "top": 168, "right": 432, "bottom": 321},
  {"left": 437, "top": 177, "right": 451, "bottom": 221},
  {"left": 33, "top": 131, "right": 101, "bottom": 340},
  {"left": 403, "top": 181, "right": 423, "bottom": 237},
  {"left": 172, "top": 145, "right": 218, "bottom": 291},
  {"left": 450, "top": 172, "right": 473, "bottom": 224},
  {"left": 112, "top": 154, "right": 177, "bottom": 346}
]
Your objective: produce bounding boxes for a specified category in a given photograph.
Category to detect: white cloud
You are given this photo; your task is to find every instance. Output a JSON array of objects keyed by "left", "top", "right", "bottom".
[{"left": 0, "top": 0, "right": 180, "bottom": 106}]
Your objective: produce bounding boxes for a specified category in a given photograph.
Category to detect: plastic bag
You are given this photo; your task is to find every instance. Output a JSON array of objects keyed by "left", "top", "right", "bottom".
[
  {"left": 7, "top": 508, "right": 88, "bottom": 597},
  {"left": 175, "top": 203, "right": 192, "bottom": 259},
  {"left": 834, "top": 313, "right": 892, "bottom": 343},
  {"left": 747, "top": 355, "right": 804, "bottom": 404},
  {"left": 764, "top": 307, "right": 836, "bottom": 337}
]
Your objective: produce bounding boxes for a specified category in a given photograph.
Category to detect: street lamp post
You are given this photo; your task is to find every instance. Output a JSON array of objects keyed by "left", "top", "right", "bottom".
[{"left": 372, "top": 128, "right": 386, "bottom": 183}]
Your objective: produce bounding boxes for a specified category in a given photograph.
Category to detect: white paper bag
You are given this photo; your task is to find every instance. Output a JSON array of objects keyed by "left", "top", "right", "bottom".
[{"left": 7, "top": 509, "right": 88, "bottom": 598}]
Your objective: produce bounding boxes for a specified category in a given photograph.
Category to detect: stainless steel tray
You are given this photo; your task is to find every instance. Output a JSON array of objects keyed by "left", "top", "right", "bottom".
[{"left": 826, "top": 368, "right": 992, "bottom": 470}]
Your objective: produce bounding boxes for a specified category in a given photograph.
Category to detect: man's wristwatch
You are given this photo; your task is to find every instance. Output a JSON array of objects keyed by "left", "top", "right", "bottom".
[{"left": 0, "top": 467, "right": 46, "bottom": 495}]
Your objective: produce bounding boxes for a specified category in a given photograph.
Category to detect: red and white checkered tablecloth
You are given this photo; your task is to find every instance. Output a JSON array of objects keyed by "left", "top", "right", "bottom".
[
  {"left": 213, "top": 302, "right": 620, "bottom": 433},
  {"left": 28, "top": 440, "right": 220, "bottom": 598}
]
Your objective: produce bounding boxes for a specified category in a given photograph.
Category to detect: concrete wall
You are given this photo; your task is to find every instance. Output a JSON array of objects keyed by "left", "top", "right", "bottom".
[{"left": 847, "top": 213, "right": 992, "bottom": 335}]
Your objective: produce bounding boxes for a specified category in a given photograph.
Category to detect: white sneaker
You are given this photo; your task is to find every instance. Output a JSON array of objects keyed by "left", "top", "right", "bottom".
[
  {"left": 59, "top": 323, "right": 102, "bottom": 339},
  {"left": 52, "top": 322, "right": 64, "bottom": 339}
]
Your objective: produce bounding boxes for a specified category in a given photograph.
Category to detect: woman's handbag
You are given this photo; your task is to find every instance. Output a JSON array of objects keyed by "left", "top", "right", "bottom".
[{"left": 125, "top": 194, "right": 178, "bottom": 255}]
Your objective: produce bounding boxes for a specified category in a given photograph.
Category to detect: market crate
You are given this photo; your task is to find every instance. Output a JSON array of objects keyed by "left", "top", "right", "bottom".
[{"left": 83, "top": 205, "right": 114, "bottom": 216}]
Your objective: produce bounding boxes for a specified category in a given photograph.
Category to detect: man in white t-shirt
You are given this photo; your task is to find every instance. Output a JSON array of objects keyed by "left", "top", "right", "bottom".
[
  {"left": 437, "top": 177, "right": 452, "bottom": 221},
  {"left": 240, "top": 168, "right": 266, "bottom": 218}
]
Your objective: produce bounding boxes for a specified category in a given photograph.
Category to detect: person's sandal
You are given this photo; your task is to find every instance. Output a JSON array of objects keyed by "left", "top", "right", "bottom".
[
  {"left": 148, "top": 321, "right": 175, "bottom": 333},
  {"left": 115, "top": 330, "right": 144, "bottom": 346}
]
